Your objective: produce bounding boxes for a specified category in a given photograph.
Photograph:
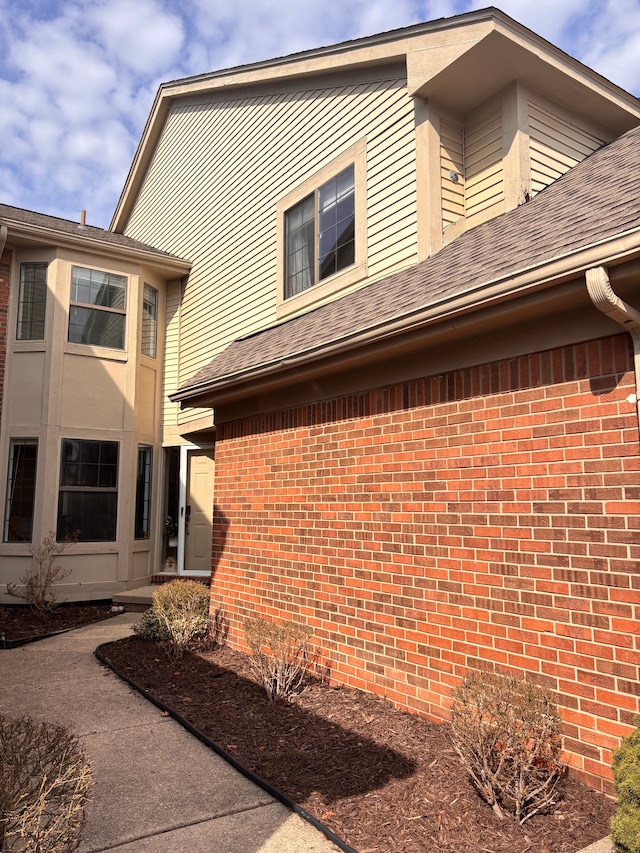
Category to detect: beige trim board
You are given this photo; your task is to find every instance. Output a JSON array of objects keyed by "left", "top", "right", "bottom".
[{"left": 275, "top": 139, "right": 368, "bottom": 319}]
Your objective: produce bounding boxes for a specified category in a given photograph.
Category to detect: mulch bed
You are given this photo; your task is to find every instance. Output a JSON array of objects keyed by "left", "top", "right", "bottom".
[
  {"left": 0, "top": 603, "right": 114, "bottom": 644},
  {"left": 100, "top": 635, "right": 615, "bottom": 853}
]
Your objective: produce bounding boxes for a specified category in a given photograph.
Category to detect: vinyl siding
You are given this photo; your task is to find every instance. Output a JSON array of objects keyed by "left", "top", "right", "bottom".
[
  {"left": 464, "top": 107, "right": 503, "bottom": 218},
  {"left": 529, "top": 102, "right": 604, "bottom": 196},
  {"left": 124, "top": 75, "right": 416, "bottom": 393},
  {"left": 440, "top": 119, "right": 465, "bottom": 230},
  {"left": 162, "top": 279, "right": 181, "bottom": 431}
]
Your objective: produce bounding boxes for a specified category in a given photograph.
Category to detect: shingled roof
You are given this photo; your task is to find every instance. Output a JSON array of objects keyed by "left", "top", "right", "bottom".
[
  {"left": 0, "top": 203, "right": 187, "bottom": 261},
  {"left": 175, "top": 124, "right": 640, "bottom": 403}
]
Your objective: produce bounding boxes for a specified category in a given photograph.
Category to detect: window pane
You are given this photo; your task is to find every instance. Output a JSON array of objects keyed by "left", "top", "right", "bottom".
[
  {"left": 142, "top": 284, "right": 158, "bottom": 358},
  {"left": 60, "top": 439, "right": 118, "bottom": 489},
  {"left": 57, "top": 491, "right": 117, "bottom": 542},
  {"left": 57, "top": 439, "right": 118, "bottom": 542},
  {"left": 318, "top": 165, "right": 354, "bottom": 283},
  {"left": 3, "top": 440, "right": 38, "bottom": 542},
  {"left": 17, "top": 263, "right": 47, "bottom": 340},
  {"left": 68, "top": 306, "right": 125, "bottom": 348},
  {"left": 135, "top": 447, "right": 152, "bottom": 539},
  {"left": 71, "top": 267, "right": 126, "bottom": 309},
  {"left": 284, "top": 195, "right": 314, "bottom": 299}
]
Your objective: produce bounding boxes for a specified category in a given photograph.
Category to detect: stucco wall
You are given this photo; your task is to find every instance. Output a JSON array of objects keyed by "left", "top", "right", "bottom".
[{"left": 209, "top": 332, "right": 640, "bottom": 792}]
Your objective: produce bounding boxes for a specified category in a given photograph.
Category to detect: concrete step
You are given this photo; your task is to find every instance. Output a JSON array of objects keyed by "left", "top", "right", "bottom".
[{"left": 112, "top": 576, "right": 211, "bottom": 611}]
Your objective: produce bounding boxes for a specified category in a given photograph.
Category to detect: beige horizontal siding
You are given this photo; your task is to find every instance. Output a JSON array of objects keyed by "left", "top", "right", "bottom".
[
  {"left": 529, "top": 101, "right": 604, "bottom": 196},
  {"left": 464, "top": 107, "right": 503, "bottom": 218},
  {"left": 125, "top": 76, "right": 415, "bottom": 389},
  {"left": 440, "top": 119, "right": 465, "bottom": 229},
  {"left": 161, "top": 280, "right": 181, "bottom": 431}
]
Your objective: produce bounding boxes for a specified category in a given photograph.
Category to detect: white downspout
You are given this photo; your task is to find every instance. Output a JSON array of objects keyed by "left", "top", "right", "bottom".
[
  {"left": 0, "top": 224, "right": 7, "bottom": 256},
  {"left": 585, "top": 265, "right": 640, "bottom": 438}
]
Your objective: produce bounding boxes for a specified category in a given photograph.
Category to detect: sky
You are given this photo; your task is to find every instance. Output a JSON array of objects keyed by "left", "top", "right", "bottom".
[{"left": 1, "top": 0, "right": 639, "bottom": 230}]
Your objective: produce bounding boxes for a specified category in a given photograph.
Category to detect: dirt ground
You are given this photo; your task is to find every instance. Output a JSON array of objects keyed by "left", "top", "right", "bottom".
[
  {"left": 0, "top": 602, "right": 114, "bottom": 644},
  {"left": 100, "top": 634, "right": 615, "bottom": 853}
]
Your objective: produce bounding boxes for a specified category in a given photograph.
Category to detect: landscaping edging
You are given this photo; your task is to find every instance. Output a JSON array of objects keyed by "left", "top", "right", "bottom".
[{"left": 95, "top": 642, "right": 357, "bottom": 853}]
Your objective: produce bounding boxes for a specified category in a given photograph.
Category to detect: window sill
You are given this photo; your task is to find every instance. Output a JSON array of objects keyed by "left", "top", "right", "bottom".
[
  {"left": 64, "top": 342, "right": 128, "bottom": 362},
  {"left": 276, "top": 260, "right": 367, "bottom": 320},
  {"left": 13, "top": 340, "right": 47, "bottom": 353}
]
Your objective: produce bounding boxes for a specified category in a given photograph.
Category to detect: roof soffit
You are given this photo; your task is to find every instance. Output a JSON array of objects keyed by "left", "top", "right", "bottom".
[{"left": 410, "top": 29, "right": 640, "bottom": 131}]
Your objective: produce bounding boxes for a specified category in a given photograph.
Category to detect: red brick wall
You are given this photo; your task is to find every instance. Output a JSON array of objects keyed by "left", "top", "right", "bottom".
[
  {"left": 211, "top": 333, "right": 640, "bottom": 792},
  {"left": 0, "top": 249, "right": 11, "bottom": 433}
]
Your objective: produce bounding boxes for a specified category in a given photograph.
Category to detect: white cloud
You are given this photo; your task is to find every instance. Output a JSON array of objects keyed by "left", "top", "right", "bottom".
[{"left": 86, "top": 0, "right": 184, "bottom": 75}]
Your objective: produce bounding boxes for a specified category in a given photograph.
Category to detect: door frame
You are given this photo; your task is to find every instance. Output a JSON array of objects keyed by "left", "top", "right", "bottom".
[{"left": 176, "top": 443, "right": 214, "bottom": 576}]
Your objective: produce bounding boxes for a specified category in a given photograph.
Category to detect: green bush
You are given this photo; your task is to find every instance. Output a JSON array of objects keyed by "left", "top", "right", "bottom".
[
  {"left": 611, "top": 720, "right": 640, "bottom": 853},
  {"left": 245, "top": 617, "right": 313, "bottom": 701},
  {"left": 450, "top": 670, "right": 564, "bottom": 824},
  {"left": 0, "top": 713, "right": 93, "bottom": 852},
  {"left": 133, "top": 607, "right": 170, "bottom": 642},
  {"left": 151, "top": 580, "right": 210, "bottom": 657}
]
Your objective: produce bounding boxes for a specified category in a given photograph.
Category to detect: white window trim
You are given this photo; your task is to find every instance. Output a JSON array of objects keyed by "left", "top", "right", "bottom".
[{"left": 276, "top": 139, "right": 367, "bottom": 319}]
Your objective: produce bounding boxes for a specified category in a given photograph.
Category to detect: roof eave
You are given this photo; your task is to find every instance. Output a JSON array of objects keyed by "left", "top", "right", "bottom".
[
  {"left": 2, "top": 218, "right": 191, "bottom": 276},
  {"left": 172, "top": 227, "right": 640, "bottom": 409}
]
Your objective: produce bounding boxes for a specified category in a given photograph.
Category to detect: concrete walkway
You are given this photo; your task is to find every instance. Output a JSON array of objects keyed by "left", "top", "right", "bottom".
[{"left": 0, "top": 614, "right": 338, "bottom": 853}]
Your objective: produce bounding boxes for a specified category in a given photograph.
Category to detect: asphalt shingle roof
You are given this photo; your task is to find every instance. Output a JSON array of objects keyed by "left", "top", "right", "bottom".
[
  {"left": 0, "top": 203, "right": 183, "bottom": 259},
  {"left": 177, "top": 124, "right": 640, "bottom": 400}
]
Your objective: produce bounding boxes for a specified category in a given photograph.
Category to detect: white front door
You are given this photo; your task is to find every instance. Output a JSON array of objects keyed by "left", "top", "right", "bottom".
[{"left": 181, "top": 448, "right": 215, "bottom": 575}]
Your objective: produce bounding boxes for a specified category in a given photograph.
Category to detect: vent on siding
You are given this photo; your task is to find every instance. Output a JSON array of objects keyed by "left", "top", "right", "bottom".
[
  {"left": 529, "top": 102, "right": 604, "bottom": 197},
  {"left": 441, "top": 119, "right": 465, "bottom": 230},
  {"left": 464, "top": 106, "right": 503, "bottom": 218}
]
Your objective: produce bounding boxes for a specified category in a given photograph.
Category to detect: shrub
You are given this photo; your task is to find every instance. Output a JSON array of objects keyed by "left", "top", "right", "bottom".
[
  {"left": 450, "top": 670, "right": 564, "bottom": 824},
  {"left": 133, "top": 607, "right": 170, "bottom": 642},
  {"left": 245, "top": 617, "right": 313, "bottom": 701},
  {"left": 151, "top": 580, "right": 210, "bottom": 657},
  {"left": 0, "top": 713, "right": 93, "bottom": 852},
  {"left": 6, "top": 531, "right": 78, "bottom": 614},
  {"left": 611, "top": 719, "right": 640, "bottom": 853}
]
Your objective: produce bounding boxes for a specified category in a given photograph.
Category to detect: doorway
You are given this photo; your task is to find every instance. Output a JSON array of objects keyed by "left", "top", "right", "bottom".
[{"left": 164, "top": 444, "right": 214, "bottom": 575}]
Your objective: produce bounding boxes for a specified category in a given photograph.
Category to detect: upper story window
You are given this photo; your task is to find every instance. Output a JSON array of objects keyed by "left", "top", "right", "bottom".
[
  {"left": 68, "top": 266, "right": 126, "bottom": 349},
  {"left": 285, "top": 165, "right": 355, "bottom": 300},
  {"left": 141, "top": 283, "right": 158, "bottom": 358},
  {"left": 17, "top": 262, "right": 47, "bottom": 340},
  {"left": 276, "top": 139, "right": 366, "bottom": 318}
]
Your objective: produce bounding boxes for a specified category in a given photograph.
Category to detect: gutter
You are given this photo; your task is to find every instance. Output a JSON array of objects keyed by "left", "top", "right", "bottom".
[
  {"left": 586, "top": 265, "right": 640, "bottom": 437},
  {"left": 173, "top": 226, "right": 640, "bottom": 407}
]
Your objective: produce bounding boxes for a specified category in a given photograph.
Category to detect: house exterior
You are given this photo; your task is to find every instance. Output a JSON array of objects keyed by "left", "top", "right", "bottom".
[
  {"left": 0, "top": 205, "right": 190, "bottom": 599},
  {"left": 2, "top": 7, "right": 640, "bottom": 790}
]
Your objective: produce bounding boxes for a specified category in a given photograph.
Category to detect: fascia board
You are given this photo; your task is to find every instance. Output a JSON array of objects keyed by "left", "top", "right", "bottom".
[{"left": 172, "top": 227, "right": 640, "bottom": 407}]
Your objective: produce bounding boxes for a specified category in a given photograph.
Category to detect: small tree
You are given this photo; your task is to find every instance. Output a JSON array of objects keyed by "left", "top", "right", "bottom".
[
  {"left": 6, "top": 531, "right": 79, "bottom": 614},
  {"left": 0, "top": 713, "right": 94, "bottom": 852},
  {"left": 450, "top": 670, "right": 564, "bottom": 824}
]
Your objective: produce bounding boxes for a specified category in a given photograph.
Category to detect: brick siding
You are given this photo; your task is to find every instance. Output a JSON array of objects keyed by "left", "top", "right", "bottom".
[
  {"left": 211, "top": 332, "right": 640, "bottom": 792},
  {"left": 0, "top": 249, "right": 11, "bottom": 433}
]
